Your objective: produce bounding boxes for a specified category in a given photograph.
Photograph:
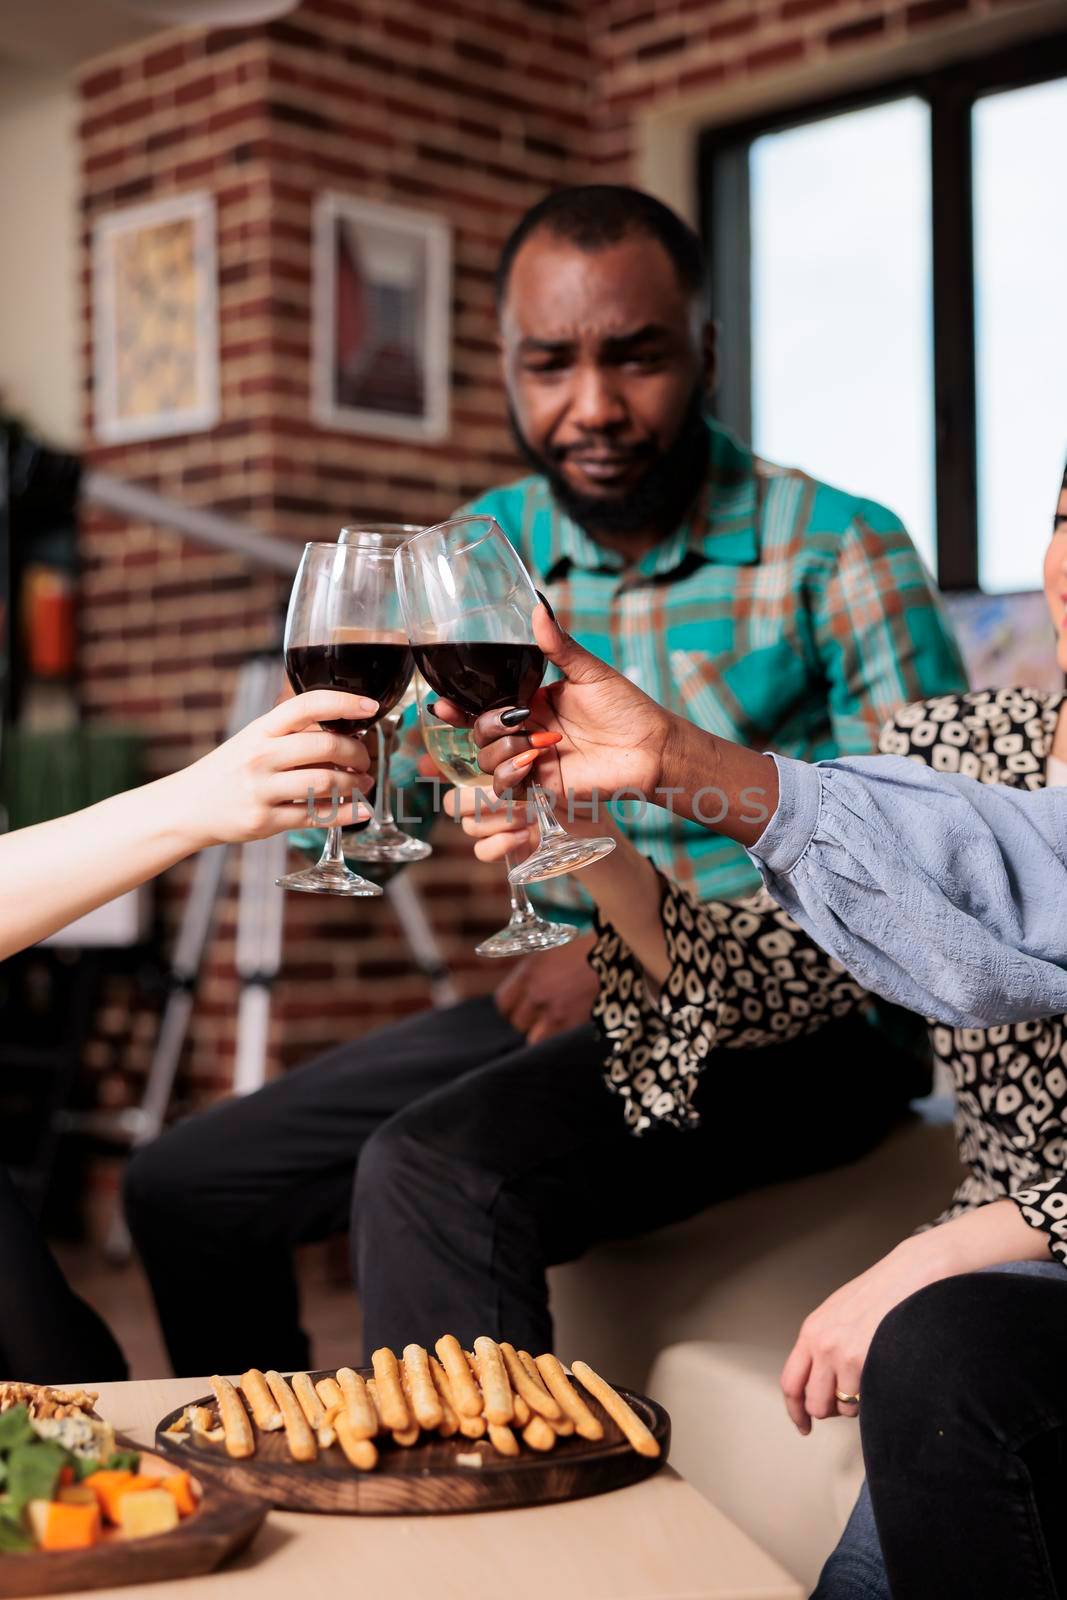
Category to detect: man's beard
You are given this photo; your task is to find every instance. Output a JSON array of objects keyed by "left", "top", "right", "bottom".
[{"left": 508, "top": 387, "right": 709, "bottom": 539}]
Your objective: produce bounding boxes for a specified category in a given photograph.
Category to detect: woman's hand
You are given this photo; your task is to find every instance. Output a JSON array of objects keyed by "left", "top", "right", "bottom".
[
  {"left": 434, "top": 604, "right": 676, "bottom": 806},
  {"left": 780, "top": 1234, "right": 951, "bottom": 1435},
  {"left": 780, "top": 1200, "right": 1050, "bottom": 1435},
  {"left": 165, "top": 690, "right": 376, "bottom": 850}
]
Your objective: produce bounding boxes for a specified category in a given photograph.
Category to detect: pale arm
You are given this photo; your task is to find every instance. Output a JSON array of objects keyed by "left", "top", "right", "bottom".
[{"left": 0, "top": 690, "right": 374, "bottom": 963}]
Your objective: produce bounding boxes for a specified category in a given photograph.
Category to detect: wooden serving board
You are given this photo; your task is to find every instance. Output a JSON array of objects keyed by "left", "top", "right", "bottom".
[
  {"left": 0, "top": 1445, "right": 266, "bottom": 1599},
  {"left": 155, "top": 1370, "right": 669, "bottom": 1516}
]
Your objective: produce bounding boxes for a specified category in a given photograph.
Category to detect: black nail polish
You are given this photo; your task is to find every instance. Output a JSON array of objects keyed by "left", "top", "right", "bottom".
[
  {"left": 500, "top": 707, "right": 531, "bottom": 728},
  {"left": 535, "top": 590, "right": 556, "bottom": 622},
  {"left": 426, "top": 701, "right": 440, "bottom": 718}
]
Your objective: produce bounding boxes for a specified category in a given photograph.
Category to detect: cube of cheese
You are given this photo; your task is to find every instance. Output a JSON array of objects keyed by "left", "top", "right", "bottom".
[
  {"left": 26, "top": 1499, "right": 102, "bottom": 1550},
  {"left": 117, "top": 1489, "right": 180, "bottom": 1540}
]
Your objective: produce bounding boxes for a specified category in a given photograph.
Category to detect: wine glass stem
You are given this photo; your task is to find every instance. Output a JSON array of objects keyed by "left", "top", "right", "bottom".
[
  {"left": 504, "top": 853, "right": 537, "bottom": 921},
  {"left": 369, "top": 722, "right": 396, "bottom": 834},
  {"left": 320, "top": 824, "right": 346, "bottom": 867},
  {"left": 530, "top": 782, "right": 568, "bottom": 844}
]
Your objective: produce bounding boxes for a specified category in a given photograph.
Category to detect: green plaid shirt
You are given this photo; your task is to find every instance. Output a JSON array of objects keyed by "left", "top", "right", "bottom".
[{"left": 392, "top": 419, "right": 965, "bottom": 925}]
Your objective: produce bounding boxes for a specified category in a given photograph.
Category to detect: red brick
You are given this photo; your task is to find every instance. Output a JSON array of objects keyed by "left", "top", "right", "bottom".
[
  {"left": 143, "top": 42, "right": 188, "bottom": 78},
  {"left": 705, "top": 12, "right": 761, "bottom": 44},
  {"left": 781, "top": 0, "right": 840, "bottom": 17},
  {"left": 82, "top": 66, "right": 124, "bottom": 99},
  {"left": 906, "top": 0, "right": 968, "bottom": 22},
  {"left": 827, "top": 13, "right": 888, "bottom": 44}
]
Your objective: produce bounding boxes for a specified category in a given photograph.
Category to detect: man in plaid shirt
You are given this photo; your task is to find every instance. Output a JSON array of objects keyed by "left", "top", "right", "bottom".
[{"left": 127, "top": 187, "right": 966, "bottom": 1372}]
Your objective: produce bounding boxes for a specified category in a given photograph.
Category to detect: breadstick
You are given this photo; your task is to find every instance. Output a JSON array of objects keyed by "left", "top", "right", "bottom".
[
  {"left": 570, "top": 1361, "right": 660, "bottom": 1458},
  {"left": 371, "top": 1348, "right": 412, "bottom": 1432},
  {"left": 239, "top": 1368, "right": 283, "bottom": 1433},
  {"left": 518, "top": 1351, "right": 573, "bottom": 1434},
  {"left": 335, "top": 1409, "right": 378, "bottom": 1471},
  {"left": 402, "top": 1345, "right": 444, "bottom": 1431},
  {"left": 427, "top": 1357, "right": 459, "bottom": 1437},
  {"left": 316, "top": 1376, "right": 343, "bottom": 1412},
  {"left": 429, "top": 1356, "right": 478, "bottom": 1436},
  {"left": 522, "top": 1415, "right": 557, "bottom": 1452},
  {"left": 336, "top": 1367, "right": 378, "bottom": 1439},
  {"left": 291, "top": 1371, "right": 327, "bottom": 1431},
  {"left": 392, "top": 1423, "right": 421, "bottom": 1447},
  {"left": 210, "top": 1376, "right": 254, "bottom": 1459},
  {"left": 473, "top": 1337, "right": 513, "bottom": 1425},
  {"left": 500, "top": 1342, "right": 562, "bottom": 1421},
  {"left": 534, "top": 1355, "right": 603, "bottom": 1442},
  {"left": 512, "top": 1393, "right": 531, "bottom": 1427},
  {"left": 487, "top": 1422, "right": 520, "bottom": 1457},
  {"left": 316, "top": 1400, "right": 339, "bottom": 1450},
  {"left": 265, "top": 1370, "right": 318, "bottom": 1463},
  {"left": 435, "top": 1335, "right": 483, "bottom": 1418}
]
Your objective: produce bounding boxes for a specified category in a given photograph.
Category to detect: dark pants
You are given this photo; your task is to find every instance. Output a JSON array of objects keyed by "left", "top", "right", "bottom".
[
  {"left": 124, "top": 996, "right": 914, "bottom": 1375},
  {"left": 0, "top": 1165, "right": 127, "bottom": 1384},
  {"left": 856, "top": 1266, "right": 1067, "bottom": 1600}
]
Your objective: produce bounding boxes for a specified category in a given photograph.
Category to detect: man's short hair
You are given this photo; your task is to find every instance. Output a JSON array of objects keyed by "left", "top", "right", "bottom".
[{"left": 495, "top": 184, "right": 706, "bottom": 308}]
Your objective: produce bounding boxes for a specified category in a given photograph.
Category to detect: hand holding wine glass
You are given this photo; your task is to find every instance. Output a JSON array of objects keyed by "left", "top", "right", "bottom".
[
  {"left": 277, "top": 540, "right": 414, "bottom": 897},
  {"left": 395, "top": 516, "right": 616, "bottom": 888},
  {"left": 447, "top": 602, "right": 676, "bottom": 805}
]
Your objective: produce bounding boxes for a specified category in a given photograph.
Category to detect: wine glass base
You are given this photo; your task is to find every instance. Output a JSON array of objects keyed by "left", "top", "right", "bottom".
[
  {"left": 344, "top": 826, "right": 433, "bottom": 864},
  {"left": 475, "top": 917, "right": 577, "bottom": 959},
  {"left": 507, "top": 835, "right": 617, "bottom": 887},
  {"left": 276, "top": 864, "right": 383, "bottom": 896}
]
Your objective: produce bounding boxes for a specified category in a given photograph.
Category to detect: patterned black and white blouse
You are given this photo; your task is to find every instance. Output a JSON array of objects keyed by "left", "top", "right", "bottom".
[{"left": 590, "top": 686, "right": 1067, "bottom": 1265}]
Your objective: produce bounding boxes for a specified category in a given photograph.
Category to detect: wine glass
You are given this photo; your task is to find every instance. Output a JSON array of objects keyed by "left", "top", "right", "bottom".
[
  {"left": 395, "top": 515, "right": 616, "bottom": 886},
  {"left": 337, "top": 525, "right": 431, "bottom": 865},
  {"left": 276, "top": 541, "right": 413, "bottom": 896},
  {"left": 414, "top": 673, "right": 576, "bottom": 958}
]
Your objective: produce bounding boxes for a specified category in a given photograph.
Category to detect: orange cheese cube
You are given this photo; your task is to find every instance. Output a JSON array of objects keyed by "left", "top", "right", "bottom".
[
  {"left": 26, "top": 1499, "right": 102, "bottom": 1551},
  {"left": 85, "top": 1470, "right": 161, "bottom": 1524},
  {"left": 159, "top": 1471, "right": 198, "bottom": 1517}
]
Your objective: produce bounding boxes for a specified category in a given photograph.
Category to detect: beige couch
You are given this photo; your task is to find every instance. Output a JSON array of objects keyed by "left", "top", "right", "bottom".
[{"left": 548, "top": 1100, "right": 962, "bottom": 1592}]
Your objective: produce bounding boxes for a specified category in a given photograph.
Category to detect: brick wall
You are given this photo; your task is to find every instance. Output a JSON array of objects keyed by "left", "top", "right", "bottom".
[{"left": 77, "top": 0, "right": 591, "bottom": 1110}]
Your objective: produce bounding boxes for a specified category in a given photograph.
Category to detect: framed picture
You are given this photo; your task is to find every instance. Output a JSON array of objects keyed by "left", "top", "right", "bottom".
[
  {"left": 92, "top": 192, "right": 219, "bottom": 445},
  {"left": 312, "top": 193, "right": 451, "bottom": 443}
]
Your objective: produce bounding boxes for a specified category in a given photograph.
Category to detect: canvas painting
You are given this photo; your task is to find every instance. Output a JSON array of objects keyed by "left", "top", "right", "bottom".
[
  {"left": 93, "top": 192, "right": 219, "bottom": 444},
  {"left": 312, "top": 193, "right": 451, "bottom": 442}
]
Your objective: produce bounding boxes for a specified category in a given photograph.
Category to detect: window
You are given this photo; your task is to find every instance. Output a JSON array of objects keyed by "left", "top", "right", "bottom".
[
  {"left": 973, "top": 77, "right": 1067, "bottom": 591},
  {"left": 701, "top": 35, "right": 1067, "bottom": 592}
]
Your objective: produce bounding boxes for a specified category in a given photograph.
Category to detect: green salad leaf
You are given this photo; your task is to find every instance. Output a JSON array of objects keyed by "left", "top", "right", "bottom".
[
  {"left": 0, "top": 1512, "right": 33, "bottom": 1554},
  {"left": 74, "top": 1447, "right": 140, "bottom": 1481},
  {"left": 5, "top": 1441, "right": 69, "bottom": 1514},
  {"left": 0, "top": 1406, "right": 33, "bottom": 1453}
]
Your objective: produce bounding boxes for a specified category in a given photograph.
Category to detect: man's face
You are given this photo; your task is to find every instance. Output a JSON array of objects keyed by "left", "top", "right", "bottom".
[{"left": 500, "top": 231, "right": 714, "bottom": 530}]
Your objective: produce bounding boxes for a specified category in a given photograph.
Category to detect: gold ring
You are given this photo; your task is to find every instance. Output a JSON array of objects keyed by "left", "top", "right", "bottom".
[{"left": 835, "top": 1390, "right": 860, "bottom": 1406}]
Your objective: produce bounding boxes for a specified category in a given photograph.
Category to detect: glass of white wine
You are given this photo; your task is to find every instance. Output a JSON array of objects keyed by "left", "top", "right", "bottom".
[{"left": 415, "top": 674, "right": 576, "bottom": 958}]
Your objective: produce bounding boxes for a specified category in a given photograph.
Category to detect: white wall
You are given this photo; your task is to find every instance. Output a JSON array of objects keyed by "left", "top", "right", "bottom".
[{"left": 0, "top": 60, "right": 79, "bottom": 447}]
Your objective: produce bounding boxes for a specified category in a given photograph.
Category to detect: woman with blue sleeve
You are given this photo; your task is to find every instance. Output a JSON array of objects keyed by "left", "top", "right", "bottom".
[{"left": 443, "top": 460, "right": 1067, "bottom": 1598}]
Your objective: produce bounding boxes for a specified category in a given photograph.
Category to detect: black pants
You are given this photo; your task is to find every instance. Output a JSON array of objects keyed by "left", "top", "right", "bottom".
[
  {"left": 124, "top": 996, "right": 915, "bottom": 1375},
  {"left": 861, "top": 1267, "right": 1067, "bottom": 1600},
  {"left": 0, "top": 1165, "right": 127, "bottom": 1383}
]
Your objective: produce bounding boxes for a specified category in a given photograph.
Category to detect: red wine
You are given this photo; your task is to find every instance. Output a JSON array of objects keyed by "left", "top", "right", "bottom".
[
  {"left": 413, "top": 641, "right": 544, "bottom": 718},
  {"left": 285, "top": 638, "right": 413, "bottom": 734}
]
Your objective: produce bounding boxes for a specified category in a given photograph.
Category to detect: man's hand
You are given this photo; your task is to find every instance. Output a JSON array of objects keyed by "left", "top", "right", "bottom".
[{"left": 495, "top": 933, "right": 598, "bottom": 1045}]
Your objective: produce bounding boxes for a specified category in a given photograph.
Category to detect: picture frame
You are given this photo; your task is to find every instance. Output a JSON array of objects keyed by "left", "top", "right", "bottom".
[
  {"left": 312, "top": 192, "right": 452, "bottom": 443},
  {"left": 92, "top": 191, "right": 220, "bottom": 445}
]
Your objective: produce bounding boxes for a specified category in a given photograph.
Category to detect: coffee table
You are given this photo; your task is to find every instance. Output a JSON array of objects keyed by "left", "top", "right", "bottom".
[{"left": 83, "top": 1377, "right": 802, "bottom": 1599}]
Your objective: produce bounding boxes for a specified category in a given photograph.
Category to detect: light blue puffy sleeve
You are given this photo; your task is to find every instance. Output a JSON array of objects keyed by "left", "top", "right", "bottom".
[{"left": 748, "top": 753, "right": 1067, "bottom": 1026}]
